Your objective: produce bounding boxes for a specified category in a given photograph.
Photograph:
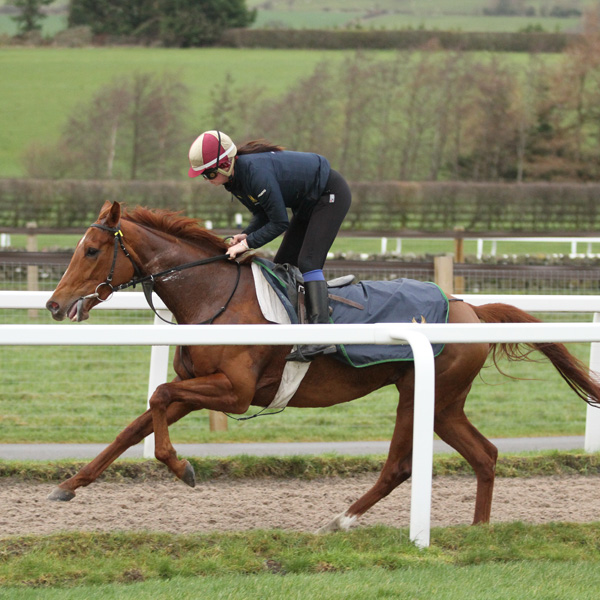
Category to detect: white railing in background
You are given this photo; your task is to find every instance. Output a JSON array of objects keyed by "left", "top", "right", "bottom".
[
  {"left": 376, "top": 236, "right": 600, "bottom": 258},
  {"left": 2, "top": 291, "right": 600, "bottom": 548},
  {"left": 475, "top": 237, "right": 600, "bottom": 259}
]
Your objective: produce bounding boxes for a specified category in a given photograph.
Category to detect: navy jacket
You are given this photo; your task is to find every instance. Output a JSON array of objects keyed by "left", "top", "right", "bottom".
[{"left": 224, "top": 151, "right": 331, "bottom": 249}]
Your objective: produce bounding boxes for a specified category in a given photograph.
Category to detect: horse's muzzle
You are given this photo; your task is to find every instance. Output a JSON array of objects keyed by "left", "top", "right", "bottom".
[{"left": 45, "top": 298, "right": 66, "bottom": 321}]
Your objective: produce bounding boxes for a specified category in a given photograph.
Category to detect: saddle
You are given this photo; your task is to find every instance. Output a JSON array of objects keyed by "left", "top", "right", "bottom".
[{"left": 253, "top": 259, "right": 360, "bottom": 325}]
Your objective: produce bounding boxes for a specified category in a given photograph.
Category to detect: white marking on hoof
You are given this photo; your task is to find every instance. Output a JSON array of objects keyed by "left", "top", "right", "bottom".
[{"left": 315, "top": 511, "right": 357, "bottom": 534}]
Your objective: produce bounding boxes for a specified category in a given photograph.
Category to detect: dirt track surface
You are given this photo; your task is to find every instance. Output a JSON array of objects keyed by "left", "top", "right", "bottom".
[{"left": 1, "top": 475, "right": 599, "bottom": 536}]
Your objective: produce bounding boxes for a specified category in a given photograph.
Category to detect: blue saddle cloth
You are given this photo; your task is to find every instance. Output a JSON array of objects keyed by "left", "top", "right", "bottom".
[
  {"left": 330, "top": 278, "right": 448, "bottom": 367},
  {"left": 253, "top": 259, "right": 449, "bottom": 367}
]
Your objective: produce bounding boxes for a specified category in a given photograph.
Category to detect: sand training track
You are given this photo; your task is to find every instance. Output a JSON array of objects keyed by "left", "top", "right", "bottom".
[{"left": 1, "top": 474, "right": 598, "bottom": 536}]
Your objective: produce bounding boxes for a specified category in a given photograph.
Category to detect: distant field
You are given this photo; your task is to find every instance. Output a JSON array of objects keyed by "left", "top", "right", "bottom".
[
  {"left": 246, "top": 0, "right": 585, "bottom": 32},
  {"left": 245, "top": 0, "right": 590, "bottom": 15},
  {"left": 0, "top": 47, "right": 557, "bottom": 179},
  {"left": 252, "top": 10, "right": 362, "bottom": 29},
  {"left": 362, "top": 14, "right": 580, "bottom": 32},
  {"left": 0, "top": 47, "right": 356, "bottom": 178},
  {"left": 252, "top": 11, "right": 581, "bottom": 32},
  {"left": 0, "top": 9, "right": 580, "bottom": 35}
]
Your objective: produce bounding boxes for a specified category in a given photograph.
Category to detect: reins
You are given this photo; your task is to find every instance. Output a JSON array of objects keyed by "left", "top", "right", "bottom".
[{"left": 83, "top": 222, "right": 240, "bottom": 325}]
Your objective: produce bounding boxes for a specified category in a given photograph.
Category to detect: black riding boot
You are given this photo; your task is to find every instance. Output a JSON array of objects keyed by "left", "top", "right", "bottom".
[{"left": 286, "top": 280, "right": 337, "bottom": 362}]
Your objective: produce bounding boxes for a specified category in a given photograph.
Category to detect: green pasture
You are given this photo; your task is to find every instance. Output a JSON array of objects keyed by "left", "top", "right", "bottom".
[
  {"left": 0, "top": 46, "right": 357, "bottom": 178},
  {"left": 252, "top": 10, "right": 580, "bottom": 32},
  {"left": 245, "top": 0, "right": 586, "bottom": 32},
  {"left": 1, "top": 522, "right": 600, "bottom": 596},
  {"left": 0, "top": 0, "right": 588, "bottom": 37},
  {"left": 0, "top": 43, "right": 560, "bottom": 178},
  {"left": 361, "top": 14, "right": 580, "bottom": 32},
  {"left": 246, "top": 0, "right": 591, "bottom": 14}
]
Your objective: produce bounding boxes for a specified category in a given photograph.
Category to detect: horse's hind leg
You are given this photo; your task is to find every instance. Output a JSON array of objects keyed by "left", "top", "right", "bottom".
[
  {"left": 317, "top": 396, "right": 414, "bottom": 533},
  {"left": 434, "top": 399, "right": 498, "bottom": 524},
  {"left": 47, "top": 402, "right": 193, "bottom": 501}
]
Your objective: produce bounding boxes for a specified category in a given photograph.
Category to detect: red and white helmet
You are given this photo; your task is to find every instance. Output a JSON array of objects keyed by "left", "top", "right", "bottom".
[{"left": 188, "top": 130, "right": 237, "bottom": 178}]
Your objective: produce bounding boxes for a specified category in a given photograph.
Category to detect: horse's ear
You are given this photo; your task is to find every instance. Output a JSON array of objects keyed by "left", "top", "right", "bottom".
[{"left": 106, "top": 201, "right": 121, "bottom": 228}]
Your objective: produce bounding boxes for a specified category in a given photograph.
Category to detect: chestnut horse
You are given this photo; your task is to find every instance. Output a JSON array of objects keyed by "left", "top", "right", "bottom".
[{"left": 46, "top": 201, "right": 600, "bottom": 532}]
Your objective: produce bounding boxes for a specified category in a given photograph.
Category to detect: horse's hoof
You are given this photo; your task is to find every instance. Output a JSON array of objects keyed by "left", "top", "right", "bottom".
[
  {"left": 180, "top": 460, "right": 196, "bottom": 488},
  {"left": 315, "top": 512, "right": 357, "bottom": 534},
  {"left": 47, "top": 487, "right": 76, "bottom": 502}
]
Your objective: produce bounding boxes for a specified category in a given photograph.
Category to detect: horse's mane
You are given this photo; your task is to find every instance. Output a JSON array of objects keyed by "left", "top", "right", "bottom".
[{"left": 120, "top": 205, "right": 229, "bottom": 252}]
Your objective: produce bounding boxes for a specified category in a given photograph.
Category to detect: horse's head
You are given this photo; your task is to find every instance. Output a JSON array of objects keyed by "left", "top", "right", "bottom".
[{"left": 46, "top": 201, "right": 138, "bottom": 322}]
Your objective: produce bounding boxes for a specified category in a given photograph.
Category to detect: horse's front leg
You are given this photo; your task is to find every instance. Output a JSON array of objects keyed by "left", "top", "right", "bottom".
[
  {"left": 149, "top": 372, "right": 251, "bottom": 487},
  {"left": 48, "top": 402, "right": 193, "bottom": 501}
]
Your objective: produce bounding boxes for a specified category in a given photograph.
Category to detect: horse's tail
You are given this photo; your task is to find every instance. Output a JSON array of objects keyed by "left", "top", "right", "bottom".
[{"left": 470, "top": 302, "right": 600, "bottom": 408}]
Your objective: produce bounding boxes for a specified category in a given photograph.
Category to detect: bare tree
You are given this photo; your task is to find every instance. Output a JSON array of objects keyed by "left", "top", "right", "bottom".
[{"left": 23, "top": 72, "right": 190, "bottom": 180}]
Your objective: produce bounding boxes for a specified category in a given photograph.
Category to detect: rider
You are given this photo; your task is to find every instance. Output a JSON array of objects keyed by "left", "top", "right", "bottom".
[{"left": 188, "top": 130, "right": 352, "bottom": 362}]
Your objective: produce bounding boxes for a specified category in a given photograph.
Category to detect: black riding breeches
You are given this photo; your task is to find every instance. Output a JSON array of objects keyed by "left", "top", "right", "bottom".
[{"left": 274, "top": 169, "right": 351, "bottom": 273}]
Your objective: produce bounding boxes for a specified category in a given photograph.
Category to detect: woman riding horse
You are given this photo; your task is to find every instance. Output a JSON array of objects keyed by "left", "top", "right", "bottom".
[{"left": 188, "top": 130, "right": 352, "bottom": 362}]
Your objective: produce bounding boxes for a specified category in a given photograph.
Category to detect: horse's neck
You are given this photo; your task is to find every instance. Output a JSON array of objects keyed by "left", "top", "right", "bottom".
[{"left": 128, "top": 225, "right": 231, "bottom": 323}]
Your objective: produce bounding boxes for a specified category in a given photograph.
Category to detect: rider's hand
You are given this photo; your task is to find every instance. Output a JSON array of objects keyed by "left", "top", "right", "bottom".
[
  {"left": 228, "top": 233, "right": 248, "bottom": 246},
  {"left": 226, "top": 238, "right": 250, "bottom": 259}
]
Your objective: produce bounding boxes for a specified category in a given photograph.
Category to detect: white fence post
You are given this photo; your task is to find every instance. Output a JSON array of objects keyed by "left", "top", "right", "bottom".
[
  {"left": 143, "top": 310, "right": 173, "bottom": 459},
  {"left": 388, "top": 327, "right": 436, "bottom": 549},
  {"left": 585, "top": 312, "right": 600, "bottom": 452}
]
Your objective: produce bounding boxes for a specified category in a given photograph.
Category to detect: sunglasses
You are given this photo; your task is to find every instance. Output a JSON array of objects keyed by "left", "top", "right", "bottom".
[{"left": 202, "top": 169, "right": 219, "bottom": 180}]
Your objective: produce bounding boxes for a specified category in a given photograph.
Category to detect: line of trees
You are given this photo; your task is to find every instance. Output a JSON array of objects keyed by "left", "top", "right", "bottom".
[
  {"left": 10, "top": 0, "right": 256, "bottom": 45},
  {"left": 24, "top": 72, "right": 191, "bottom": 181},
  {"left": 23, "top": 23, "right": 600, "bottom": 183},
  {"left": 220, "top": 12, "right": 600, "bottom": 183},
  {"left": 69, "top": 0, "right": 255, "bottom": 47}
]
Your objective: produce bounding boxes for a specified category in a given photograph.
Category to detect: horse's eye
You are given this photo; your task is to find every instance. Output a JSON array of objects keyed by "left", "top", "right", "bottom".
[{"left": 85, "top": 247, "right": 99, "bottom": 258}]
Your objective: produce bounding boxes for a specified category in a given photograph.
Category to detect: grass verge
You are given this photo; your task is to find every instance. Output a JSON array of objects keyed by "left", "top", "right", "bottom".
[
  {"left": 1, "top": 450, "right": 599, "bottom": 482},
  {"left": 1, "top": 523, "right": 599, "bottom": 590}
]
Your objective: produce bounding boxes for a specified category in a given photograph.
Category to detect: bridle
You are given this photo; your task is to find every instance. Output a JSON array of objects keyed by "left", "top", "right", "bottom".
[
  {"left": 76, "top": 222, "right": 241, "bottom": 325},
  {"left": 79, "top": 220, "right": 283, "bottom": 421}
]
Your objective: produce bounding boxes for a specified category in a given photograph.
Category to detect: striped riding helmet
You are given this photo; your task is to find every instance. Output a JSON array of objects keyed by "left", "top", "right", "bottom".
[{"left": 188, "top": 130, "right": 237, "bottom": 179}]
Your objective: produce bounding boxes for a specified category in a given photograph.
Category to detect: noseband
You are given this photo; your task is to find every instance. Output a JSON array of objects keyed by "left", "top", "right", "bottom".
[{"left": 76, "top": 222, "right": 240, "bottom": 324}]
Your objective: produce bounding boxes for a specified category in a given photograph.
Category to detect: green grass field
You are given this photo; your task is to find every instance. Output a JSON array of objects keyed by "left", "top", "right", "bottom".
[
  {"left": 0, "top": 46, "right": 361, "bottom": 178},
  {"left": 251, "top": 9, "right": 581, "bottom": 32},
  {"left": 0, "top": 320, "right": 593, "bottom": 444},
  {"left": 0, "top": 30, "right": 565, "bottom": 179},
  {"left": 0, "top": 11, "right": 582, "bottom": 34},
  {"left": 0, "top": 0, "right": 588, "bottom": 36}
]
